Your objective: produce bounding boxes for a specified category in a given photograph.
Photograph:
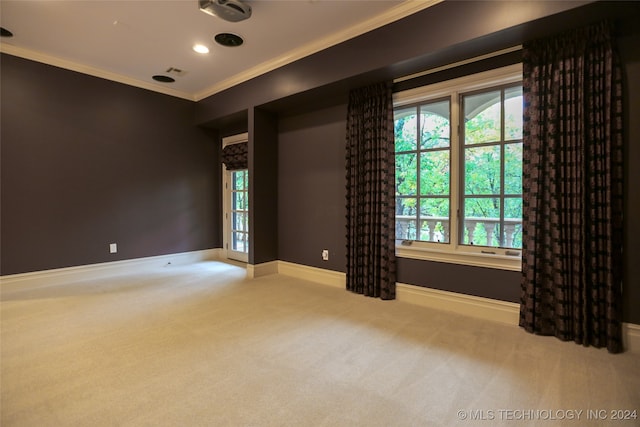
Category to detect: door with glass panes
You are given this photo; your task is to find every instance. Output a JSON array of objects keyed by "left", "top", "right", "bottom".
[{"left": 224, "top": 168, "right": 249, "bottom": 262}]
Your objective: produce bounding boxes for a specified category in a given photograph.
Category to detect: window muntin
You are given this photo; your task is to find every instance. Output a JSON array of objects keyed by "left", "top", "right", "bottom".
[
  {"left": 230, "top": 169, "right": 249, "bottom": 254},
  {"left": 395, "top": 98, "right": 451, "bottom": 243},
  {"left": 461, "top": 85, "right": 523, "bottom": 249},
  {"left": 393, "top": 64, "right": 523, "bottom": 270}
]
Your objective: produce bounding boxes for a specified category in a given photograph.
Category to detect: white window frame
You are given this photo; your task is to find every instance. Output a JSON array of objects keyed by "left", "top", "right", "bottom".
[{"left": 393, "top": 64, "right": 523, "bottom": 271}]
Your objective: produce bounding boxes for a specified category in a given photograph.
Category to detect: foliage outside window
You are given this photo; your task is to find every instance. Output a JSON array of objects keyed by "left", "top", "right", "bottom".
[
  {"left": 461, "top": 86, "right": 523, "bottom": 249},
  {"left": 231, "top": 169, "right": 249, "bottom": 254},
  {"left": 393, "top": 64, "right": 522, "bottom": 270},
  {"left": 395, "top": 99, "right": 451, "bottom": 243}
]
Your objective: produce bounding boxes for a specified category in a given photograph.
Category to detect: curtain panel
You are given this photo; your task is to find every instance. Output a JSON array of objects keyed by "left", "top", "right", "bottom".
[
  {"left": 221, "top": 142, "right": 248, "bottom": 171},
  {"left": 519, "top": 21, "right": 624, "bottom": 353},
  {"left": 345, "top": 82, "right": 396, "bottom": 300}
]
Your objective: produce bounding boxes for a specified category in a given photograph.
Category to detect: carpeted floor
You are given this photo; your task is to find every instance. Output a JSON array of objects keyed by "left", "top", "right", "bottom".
[{"left": 1, "top": 260, "right": 639, "bottom": 426}]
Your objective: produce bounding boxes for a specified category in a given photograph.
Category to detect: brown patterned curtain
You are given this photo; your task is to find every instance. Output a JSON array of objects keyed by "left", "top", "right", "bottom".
[
  {"left": 345, "top": 82, "right": 396, "bottom": 299},
  {"left": 519, "top": 21, "right": 624, "bottom": 353},
  {"left": 221, "top": 142, "right": 248, "bottom": 170}
]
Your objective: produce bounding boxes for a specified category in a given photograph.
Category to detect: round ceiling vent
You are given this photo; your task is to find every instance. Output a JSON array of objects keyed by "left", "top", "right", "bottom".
[
  {"left": 215, "top": 33, "right": 244, "bottom": 47},
  {"left": 152, "top": 75, "right": 175, "bottom": 83}
]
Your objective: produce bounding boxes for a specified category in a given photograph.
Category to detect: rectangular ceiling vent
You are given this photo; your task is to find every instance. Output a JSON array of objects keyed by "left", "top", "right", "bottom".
[{"left": 166, "top": 67, "right": 187, "bottom": 77}]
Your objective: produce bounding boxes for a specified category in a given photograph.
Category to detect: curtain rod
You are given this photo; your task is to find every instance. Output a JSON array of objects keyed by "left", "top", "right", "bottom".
[{"left": 393, "top": 45, "right": 523, "bottom": 84}]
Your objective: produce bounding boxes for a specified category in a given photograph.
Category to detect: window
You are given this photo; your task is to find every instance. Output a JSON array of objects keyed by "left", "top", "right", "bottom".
[
  {"left": 461, "top": 86, "right": 523, "bottom": 249},
  {"left": 395, "top": 99, "right": 451, "bottom": 243},
  {"left": 230, "top": 169, "right": 249, "bottom": 255},
  {"left": 393, "top": 64, "right": 522, "bottom": 270}
]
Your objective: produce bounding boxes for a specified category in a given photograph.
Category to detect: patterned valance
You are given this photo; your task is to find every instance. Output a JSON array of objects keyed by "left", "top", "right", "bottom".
[{"left": 221, "top": 142, "right": 248, "bottom": 170}]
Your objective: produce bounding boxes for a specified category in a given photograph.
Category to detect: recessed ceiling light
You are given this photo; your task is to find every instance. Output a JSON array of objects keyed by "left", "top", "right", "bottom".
[
  {"left": 215, "top": 33, "right": 244, "bottom": 47},
  {"left": 193, "top": 44, "right": 210, "bottom": 54},
  {"left": 152, "top": 75, "right": 175, "bottom": 83},
  {"left": 1, "top": 27, "right": 14, "bottom": 38}
]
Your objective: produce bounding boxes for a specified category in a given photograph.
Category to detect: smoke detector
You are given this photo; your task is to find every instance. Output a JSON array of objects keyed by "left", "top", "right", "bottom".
[{"left": 199, "top": 0, "right": 252, "bottom": 23}]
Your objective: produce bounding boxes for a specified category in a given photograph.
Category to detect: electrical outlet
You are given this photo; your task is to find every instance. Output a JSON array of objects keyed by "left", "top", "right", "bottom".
[
  {"left": 109, "top": 243, "right": 117, "bottom": 254},
  {"left": 322, "top": 249, "right": 329, "bottom": 261}
]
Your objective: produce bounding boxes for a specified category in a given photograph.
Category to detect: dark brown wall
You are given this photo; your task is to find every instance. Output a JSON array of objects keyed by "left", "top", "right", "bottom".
[
  {"left": 2, "top": 1, "right": 638, "bottom": 323},
  {"left": 274, "top": 30, "right": 640, "bottom": 323},
  {"left": 249, "top": 108, "right": 279, "bottom": 265},
  {"left": 0, "top": 54, "right": 220, "bottom": 275},
  {"left": 397, "top": 259, "right": 521, "bottom": 302},
  {"left": 278, "top": 104, "right": 348, "bottom": 271},
  {"left": 620, "top": 32, "right": 640, "bottom": 325},
  {"left": 275, "top": 100, "right": 522, "bottom": 302}
]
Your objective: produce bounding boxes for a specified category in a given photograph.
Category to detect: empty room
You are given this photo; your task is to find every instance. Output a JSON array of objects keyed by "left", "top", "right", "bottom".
[{"left": 1, "top": 1, "right": 639, "bottom": 426}]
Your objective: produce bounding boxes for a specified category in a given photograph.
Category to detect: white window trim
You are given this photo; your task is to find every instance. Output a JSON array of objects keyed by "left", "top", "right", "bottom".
[
  {"left": 396, "top": 245, "right": 522, "bottom": 271},
  {"left": 222, "top": 132, "right": 248, "bottom": 148},
  {"left": 393, "top": 63, "right": 523, "bottom": 272}
]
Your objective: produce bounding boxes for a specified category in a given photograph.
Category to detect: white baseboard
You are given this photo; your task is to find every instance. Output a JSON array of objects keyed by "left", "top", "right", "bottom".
[
  {"left": 274, "top": 262, "right": 519, "bottom": 324},
  {"left": 3, "top": 256, "right": 638, "bottom": 354},
  {"left": 0, "top": 248, "right": 222, "bottom": 290},
  {"left": 246, "top": 261, "right": 279, "bottom": 278},
  {"left": 274, "top": 261, "right": 640, "bottom": 354},
  {"left": 623, "top": 323, "right": 640, "bottom": 354},
  {"left": 396, "top": 282, "right": 520, "bottom": 325},
  {"left": 277, "top": 261, "right": 346, "bottom": 288}
]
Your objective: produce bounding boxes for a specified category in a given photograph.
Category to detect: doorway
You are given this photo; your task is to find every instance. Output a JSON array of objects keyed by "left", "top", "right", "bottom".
[{"left": 224, "top": 168, "right": 249, "bottom": 262}]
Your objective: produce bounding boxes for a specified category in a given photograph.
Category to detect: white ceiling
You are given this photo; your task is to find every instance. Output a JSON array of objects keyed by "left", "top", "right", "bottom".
[{"left": 0, "top": 0, "right": 438, "bottom": 101}]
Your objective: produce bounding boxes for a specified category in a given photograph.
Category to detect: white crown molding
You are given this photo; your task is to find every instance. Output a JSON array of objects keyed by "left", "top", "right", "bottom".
[
  {"left": 1, "top": 1, "right": 441, "bottom": 102},
  {"left": 0, "top": 44, "right": 196, "bottom": 101},
  {"left": 193, "top": 0, "right": 443, "bottom": 101}
]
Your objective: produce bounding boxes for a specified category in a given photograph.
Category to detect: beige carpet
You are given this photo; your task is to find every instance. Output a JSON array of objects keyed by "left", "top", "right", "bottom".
[{"left": 1, "top": 261, "right": 639, "bottom": 426}]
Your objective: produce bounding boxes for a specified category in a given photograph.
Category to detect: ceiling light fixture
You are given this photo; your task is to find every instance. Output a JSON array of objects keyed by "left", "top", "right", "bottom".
[
  {"left": 193, "top": 44, "right": 210, "bottom": 54},
  {"left": 215, "top": 33, "right": 244, "bottom": 47}
]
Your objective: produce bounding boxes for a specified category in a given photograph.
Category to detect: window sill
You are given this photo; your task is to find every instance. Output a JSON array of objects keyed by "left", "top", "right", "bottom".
[{"left": 396, "top": 245, "right": 522, "bottom": 272}]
